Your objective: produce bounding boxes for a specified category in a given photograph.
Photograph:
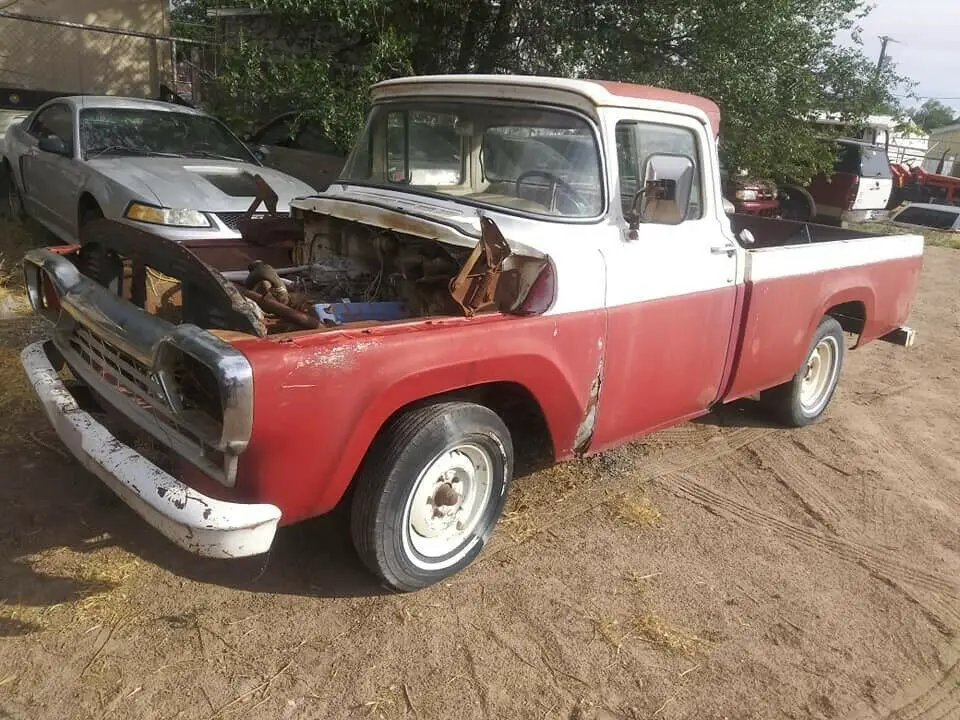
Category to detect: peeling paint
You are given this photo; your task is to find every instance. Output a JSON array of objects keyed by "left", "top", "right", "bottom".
[
  {"left": 290, "top": 338, "right": 380, "bottom": 372},
  {"left": 573, "top": 358, "right": 604, "bottom": 456},
  {"left": 20, "top": 342, "right": 282, "bottom": 559}
]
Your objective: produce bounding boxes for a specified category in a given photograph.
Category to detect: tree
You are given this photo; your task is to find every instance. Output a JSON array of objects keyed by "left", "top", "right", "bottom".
[
  {"left": 190, "top": 0, "right": 907, "bottom": 182},
  {"left": 910, "top": 99, "right": 957, "bottom": 133}
]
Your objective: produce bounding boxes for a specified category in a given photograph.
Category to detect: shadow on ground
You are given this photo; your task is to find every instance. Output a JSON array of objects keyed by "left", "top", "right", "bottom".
[{"left": 0, "top": 348, "right": 782, "bottom": 635}]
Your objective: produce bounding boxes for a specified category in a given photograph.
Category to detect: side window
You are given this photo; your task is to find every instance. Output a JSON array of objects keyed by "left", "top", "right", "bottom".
[
  {"left": 833, "top": 143, "right": 860, "bottom": 175},
  {"left": 295, "top": 122, "right": 345, "bottom": 156},
  {"left": 30, "top": 104, "right": 73, "bottom": 146},
  {"left": 615, "top": 124, "right": 641, "bottom": 215},
  {"left": 614, "top": 120, "right": 704, "bottom": 222},
  {"left": 254, "top": 115, "right": 296, "bottom": 147}
]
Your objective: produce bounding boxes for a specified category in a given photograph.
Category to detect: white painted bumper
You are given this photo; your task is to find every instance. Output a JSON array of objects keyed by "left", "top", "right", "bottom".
[{"left": 21, "top": 341, "right": 282, "bottom": 559}]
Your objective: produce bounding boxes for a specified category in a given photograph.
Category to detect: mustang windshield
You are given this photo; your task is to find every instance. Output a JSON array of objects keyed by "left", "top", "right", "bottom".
[
  {"left": 80, "top": 108, "right": 257, "bottom": 163},
  {"left": 342, "top": 101, "right": 603, "bottom": 219}
]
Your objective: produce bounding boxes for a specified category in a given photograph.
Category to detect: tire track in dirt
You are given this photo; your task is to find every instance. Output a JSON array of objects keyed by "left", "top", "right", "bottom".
[
  {"left": 876, "top": 658, "right": 960, "bottom": 720},
  {"left": 746, "top": 443, "right": 846, "bottom": 532},
  {"left": 482, "top": 426, "right": 777, "bottom": 559},
  {"left": 662, "top": 472, "right": 960, "bottom": 629}
]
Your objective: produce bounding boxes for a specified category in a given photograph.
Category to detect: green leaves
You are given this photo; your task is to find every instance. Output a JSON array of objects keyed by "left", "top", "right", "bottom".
[
  {"left": 192, "top": 0, "right": 904, "bottom": 183},
  {"left": 909, "top": 100, "right": 957, "bottom": 134}
]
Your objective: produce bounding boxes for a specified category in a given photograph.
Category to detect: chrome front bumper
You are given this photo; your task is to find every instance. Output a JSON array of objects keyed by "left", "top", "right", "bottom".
[{"left": 21, "top": 341, "right": 281, "bottom": 558}]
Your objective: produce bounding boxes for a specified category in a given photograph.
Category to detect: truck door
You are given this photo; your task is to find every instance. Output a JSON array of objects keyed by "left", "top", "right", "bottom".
[
  {"left": 589, "top": 113, "right": 740, "bottom": 450},
  {"left": 851, "top": 144, "right": 894, "bottom": 214}
]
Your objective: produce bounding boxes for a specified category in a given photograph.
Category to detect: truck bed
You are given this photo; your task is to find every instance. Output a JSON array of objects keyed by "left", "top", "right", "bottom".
[
  {"left": 728, "top": 213, "right": 888, "bottom": 249},
  {"left": 722, "top": 214, "right": 924, "bottom": 402}
]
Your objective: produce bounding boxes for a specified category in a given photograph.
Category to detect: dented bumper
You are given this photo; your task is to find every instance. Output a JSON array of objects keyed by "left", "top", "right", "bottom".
[{"left": 21, "top": 341, "right": 281, "bottom": 559}]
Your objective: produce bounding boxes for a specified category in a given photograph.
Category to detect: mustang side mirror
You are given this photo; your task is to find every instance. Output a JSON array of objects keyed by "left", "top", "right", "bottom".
[
  {"left": 247, "top": 144, "right": 269, "bottom": 162},
  {"left": 38, "top": 134, "right": 70, "bottom": 156}
]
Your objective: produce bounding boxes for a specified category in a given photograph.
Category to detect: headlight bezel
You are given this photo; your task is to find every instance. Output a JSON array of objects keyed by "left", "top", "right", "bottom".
[{"left": 124, "top": 201, "right": 213, "bottom": 228}]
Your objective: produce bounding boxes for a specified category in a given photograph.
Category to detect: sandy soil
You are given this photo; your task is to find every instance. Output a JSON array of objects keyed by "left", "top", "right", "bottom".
[{"left": 0, "top": 239, "right": 958, "bottom": 720}]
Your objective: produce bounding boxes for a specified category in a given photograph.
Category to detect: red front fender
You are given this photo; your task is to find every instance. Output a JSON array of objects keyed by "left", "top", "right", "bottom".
[{"left": 230, "top": 310, "right": 605, "bottom": 524}]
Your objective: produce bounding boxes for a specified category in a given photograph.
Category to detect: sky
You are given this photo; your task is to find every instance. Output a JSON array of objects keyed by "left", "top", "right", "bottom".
[{"left": 843, "top": 0, "right": 960, "bottom": 114}]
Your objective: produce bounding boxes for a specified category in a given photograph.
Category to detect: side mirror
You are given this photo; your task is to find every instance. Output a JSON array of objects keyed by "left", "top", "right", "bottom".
[
  {"left": 247, "top": 144, "right": 269, "bottom": 162},
  {"left": 628, "top": 153, "right": 695, "bottom": 230},
  {"left": 38, "top": 134, "right": 69, "bottom": 156},
  {"left": 738, "top": 228, "right": 756, "bottom": 245}
]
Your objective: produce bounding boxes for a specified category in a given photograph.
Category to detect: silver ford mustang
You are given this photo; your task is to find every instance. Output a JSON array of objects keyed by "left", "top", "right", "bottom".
[{"left": 1, "top": 96, "right": 318, "bottom": 243}]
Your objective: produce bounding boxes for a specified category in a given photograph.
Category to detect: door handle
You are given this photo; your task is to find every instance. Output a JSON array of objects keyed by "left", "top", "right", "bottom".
[{"left": 710, "top": 244, "right": 736, "bottom": 257}]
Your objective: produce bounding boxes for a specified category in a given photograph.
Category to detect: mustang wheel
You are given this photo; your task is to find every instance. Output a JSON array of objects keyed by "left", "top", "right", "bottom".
[
  {"left": 351, "top": 401, "right": 513, "bottom": 591},
  {"left": 762, "top": 315, "right": 845, "bottom": 427},
  {"left": 5, "top": 166, "right": 26, "bottom": 221}
]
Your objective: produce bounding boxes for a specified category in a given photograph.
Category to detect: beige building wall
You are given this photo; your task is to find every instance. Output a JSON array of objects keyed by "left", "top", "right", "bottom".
[
  {"left": 925, "top": 125, "right": 960, "bottom": 175},
  {"left": 0, "top": 0, "right": 171, "bottom": 97}
]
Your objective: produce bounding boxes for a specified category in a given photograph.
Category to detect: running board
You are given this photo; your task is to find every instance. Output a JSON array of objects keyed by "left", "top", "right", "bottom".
[{"left": 879, "top": 325, "right": 917, "bottom": 348}]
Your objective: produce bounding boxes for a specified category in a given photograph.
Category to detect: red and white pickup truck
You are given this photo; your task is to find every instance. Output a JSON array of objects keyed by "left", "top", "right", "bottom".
[{"left": 20, "top": 75, "right": 923, "bottom": 591}]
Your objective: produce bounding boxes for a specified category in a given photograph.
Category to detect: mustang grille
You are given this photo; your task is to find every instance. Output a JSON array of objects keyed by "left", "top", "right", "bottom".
[{"left": 216, "top": 211, "right": 289, "bottom": 231}]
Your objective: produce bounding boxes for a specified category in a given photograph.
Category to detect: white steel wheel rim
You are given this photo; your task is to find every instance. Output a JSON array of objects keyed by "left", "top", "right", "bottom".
[
  {"left": 799, "top": 335, "right": 839, "bottom": 415},
  {"left": 402, "top": 442, "right": 494, "bottom": 567}
]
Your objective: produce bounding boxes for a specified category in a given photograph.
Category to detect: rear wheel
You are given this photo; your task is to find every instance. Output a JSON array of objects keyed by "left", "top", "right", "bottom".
[
  {"left": 761, "top": 316, "right": 845, "bottom": 427},
  {"left": 350, "top": 401, "right": 513, "bottom": 592},
  {"left": 779, "top": 188, "right": 812, "bottom": 222}
]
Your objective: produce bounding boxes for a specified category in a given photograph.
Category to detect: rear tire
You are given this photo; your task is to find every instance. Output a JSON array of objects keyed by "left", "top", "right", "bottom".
[
  {"left": 761, "top": 316, "right": 845, "bottom": 427},
  {"left": 350, "top": 401, "right": 513, "bottom": 592},
  {"left": 779, "top": 188, "right": 812, "bottom": 222}
]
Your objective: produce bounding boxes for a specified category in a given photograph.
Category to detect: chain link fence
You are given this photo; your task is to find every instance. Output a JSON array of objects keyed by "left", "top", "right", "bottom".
[{"left": 0, "top": 8, "right": 217, "bottom": 109}]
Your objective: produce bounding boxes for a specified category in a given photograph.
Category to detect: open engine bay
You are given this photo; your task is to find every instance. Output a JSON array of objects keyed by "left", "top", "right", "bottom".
[{"left": 74, "top": 203, "right": 550, "bottom": 338}]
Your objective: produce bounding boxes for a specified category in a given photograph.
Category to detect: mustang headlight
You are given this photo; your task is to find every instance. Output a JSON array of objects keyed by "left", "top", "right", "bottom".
[{"left": 125, "top": 202, "right": 212, "bottom": 228}]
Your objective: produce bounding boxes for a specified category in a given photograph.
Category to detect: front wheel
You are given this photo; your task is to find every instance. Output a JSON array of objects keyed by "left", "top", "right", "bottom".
[
  {"left": 350, "top": 402, "right": 513, "bottom": 592},
  {"left": 761, "top": 316, "right": 845, "bottom": 427},
  {"left": 4, "top": 165, "right": 26, "bottom": 221}
]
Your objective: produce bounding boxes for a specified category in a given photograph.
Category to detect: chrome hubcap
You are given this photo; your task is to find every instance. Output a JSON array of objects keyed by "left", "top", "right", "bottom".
[
  {"left": 405, "top": 443, "right": 493, "bottom": 560},
  {"left": 799, "top": 336, "right": 839, "bottom": 414}
]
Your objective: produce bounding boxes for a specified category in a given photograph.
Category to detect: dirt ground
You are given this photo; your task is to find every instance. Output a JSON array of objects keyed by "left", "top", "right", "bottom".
[{"left": 0, "top": 230, "right": 958, "bottom": 720}]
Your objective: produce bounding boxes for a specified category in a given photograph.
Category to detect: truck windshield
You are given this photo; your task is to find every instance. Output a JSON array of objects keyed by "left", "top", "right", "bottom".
[
  {"left": 342, "top": 101, "right": 603, "bottom": 219},
  {"left": 80, "top": 108, "right": 257, "bottom": 163}
]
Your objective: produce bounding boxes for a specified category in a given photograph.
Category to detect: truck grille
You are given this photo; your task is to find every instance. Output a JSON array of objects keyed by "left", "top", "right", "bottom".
[
  {"left": 65, "top": 326, "right": 224, "bottom": 471},
  {"left": 71, "top": 326, "right": 170, "bottom": 415},
  {"left": 216, "top": 211, "right": 289, "bottom": 231}
]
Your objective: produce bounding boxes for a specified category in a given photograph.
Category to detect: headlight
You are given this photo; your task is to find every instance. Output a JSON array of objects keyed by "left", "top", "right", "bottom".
[
  {"left": 735, "top": 189, "right": 758, "bottom": 201},
  {"left": 125, "top": 202, "right": 212, "bottom": 228}
]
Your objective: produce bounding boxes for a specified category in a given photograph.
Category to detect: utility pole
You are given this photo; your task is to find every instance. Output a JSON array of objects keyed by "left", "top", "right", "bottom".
[{"left": 876, "top": 35, "right": 899, "bottom": 77}]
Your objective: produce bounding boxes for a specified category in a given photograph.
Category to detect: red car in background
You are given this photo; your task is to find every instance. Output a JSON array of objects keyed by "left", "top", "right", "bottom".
[
  {"left": 780, "top": 139, "right": 894, "bottom": 224},
  {"left": 720, "top": 161, "right": 781, "bottom": 216}
]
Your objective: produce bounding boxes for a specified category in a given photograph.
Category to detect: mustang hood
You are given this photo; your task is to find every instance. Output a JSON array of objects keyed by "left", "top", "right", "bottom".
[{"left": 88, "top": 157, "right": 318, "bottom": 212}]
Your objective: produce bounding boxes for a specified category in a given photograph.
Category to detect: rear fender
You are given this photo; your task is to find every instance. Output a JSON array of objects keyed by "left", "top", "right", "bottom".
[{"left": 818, "top": 286, "right": 875, "bottom": 348}]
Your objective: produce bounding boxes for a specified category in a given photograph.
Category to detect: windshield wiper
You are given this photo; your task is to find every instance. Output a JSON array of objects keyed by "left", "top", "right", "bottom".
[
  {"left": 87, "top": 146, "right": 184, "bottom": 160},
  {"left": 183, "top": 150, "right": 247, "bottom": 162}
]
